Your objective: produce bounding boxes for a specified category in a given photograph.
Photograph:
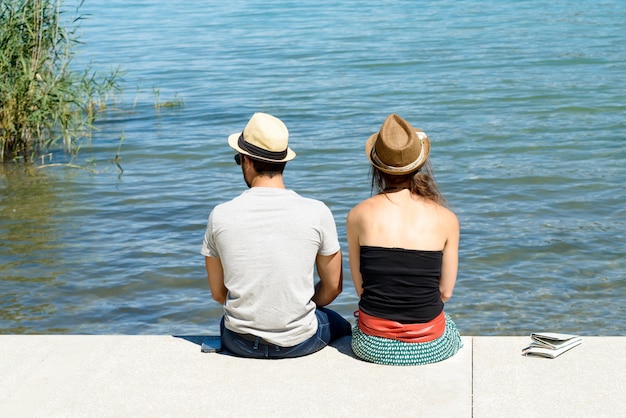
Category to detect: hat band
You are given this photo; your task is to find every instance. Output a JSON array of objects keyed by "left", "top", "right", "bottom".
[
  {"left": 371, "top": 135, "right": 427, "bottom": 173},
  {"left": 238, "top": 134, "right": 288, "bottom": 161}
]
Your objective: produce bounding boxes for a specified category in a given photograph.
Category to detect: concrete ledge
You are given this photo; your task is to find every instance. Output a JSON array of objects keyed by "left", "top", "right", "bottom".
[
  {"left": 0, "top": 335, "right": 623, "bottom": 417},
  {"left": 473, "top": 336, "right": 626, "bottom": 417}
]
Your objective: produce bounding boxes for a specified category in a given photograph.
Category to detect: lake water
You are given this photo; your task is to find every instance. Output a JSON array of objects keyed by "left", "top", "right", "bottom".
[{"left": 1, "top": 0, "right": 624, "bottom": 336}]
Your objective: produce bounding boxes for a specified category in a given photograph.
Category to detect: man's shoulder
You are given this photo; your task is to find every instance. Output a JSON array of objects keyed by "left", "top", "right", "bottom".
[
  {"left": 290, "top": 191, "right": 323, "bottom": 203},
  {"left": 210, "top": 193, "right": 247, "bottom": 214},
  {"left": 213, "top": 189, "right": 332, "bottom": 215},
  {"left": 290, "top": 192, "right": 332, "bottom": 211}
]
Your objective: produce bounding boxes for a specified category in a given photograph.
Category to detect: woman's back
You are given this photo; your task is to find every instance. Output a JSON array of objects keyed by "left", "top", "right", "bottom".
[{"left": 349, "top": 189, "right": 457, "bottom": 252}]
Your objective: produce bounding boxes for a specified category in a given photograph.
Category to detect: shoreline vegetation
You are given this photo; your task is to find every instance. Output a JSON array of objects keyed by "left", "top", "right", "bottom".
[
  {"left": 0, "top": 0, "right": 183, "bottom": 170},
  {"left": 0, "top": 0, "right": 120, "bottom": 164}
]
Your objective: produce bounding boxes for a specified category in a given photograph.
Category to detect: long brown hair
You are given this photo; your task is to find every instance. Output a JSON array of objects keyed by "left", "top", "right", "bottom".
[{"left": 371, "top": 160, "right": 446, "bottom": 206}]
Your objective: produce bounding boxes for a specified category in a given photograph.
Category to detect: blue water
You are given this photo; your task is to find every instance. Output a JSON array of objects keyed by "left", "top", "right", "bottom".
[{"left": 1, "top": 0, "right": 624, "bottom": 335}]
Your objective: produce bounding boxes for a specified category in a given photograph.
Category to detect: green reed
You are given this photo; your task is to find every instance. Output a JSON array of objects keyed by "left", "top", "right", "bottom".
[
  {"left": 152, "top": 87, "right": 185, "bottom": 111},
  {"left": 0, "top": 0, "right": 121, "bottom": 163}
]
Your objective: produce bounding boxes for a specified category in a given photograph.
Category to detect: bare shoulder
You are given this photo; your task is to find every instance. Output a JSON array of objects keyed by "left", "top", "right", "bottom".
[
  {"left": 439, "top": 204, "right": 459, "bottom": 223},
  {"left": 434, "top": 203, "right": 460, "bottom": 232},
  {"left": 347, "top": 196, "right": 376, "bottom": 222}
]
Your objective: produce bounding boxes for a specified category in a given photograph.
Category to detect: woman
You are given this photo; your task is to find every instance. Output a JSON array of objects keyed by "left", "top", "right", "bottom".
[{"left": 346, "top": 114, "right": 463, "bottom": 365}]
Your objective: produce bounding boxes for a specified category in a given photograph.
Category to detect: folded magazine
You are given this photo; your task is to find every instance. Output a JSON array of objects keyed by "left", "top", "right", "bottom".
[{"left": 522, "top": 332, "right": 582, "bottom": 358}]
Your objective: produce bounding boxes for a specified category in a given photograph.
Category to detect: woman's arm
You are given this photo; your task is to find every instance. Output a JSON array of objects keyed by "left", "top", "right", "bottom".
[
  {"left": 346, "top": 208, "right": 364, "bottom": 297},
  {"left": 439, "top": 212, "right": 460, "bottom": 302}
]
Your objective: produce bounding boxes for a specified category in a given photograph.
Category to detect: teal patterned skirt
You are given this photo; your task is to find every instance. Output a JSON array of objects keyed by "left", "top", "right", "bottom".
[{"left": 351, "top": 314, "right": 463, "bottom": 366}]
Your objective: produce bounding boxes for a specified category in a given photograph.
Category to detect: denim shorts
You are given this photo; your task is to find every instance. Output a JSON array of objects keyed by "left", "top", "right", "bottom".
[{"left": 220, "top": 307, "right": 351, "bottom": 359}]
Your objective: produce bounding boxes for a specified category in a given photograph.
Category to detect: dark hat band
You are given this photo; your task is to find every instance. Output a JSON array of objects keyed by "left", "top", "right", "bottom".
[{"left": 238, "top": 134, "right": 287, "bottom": 161}]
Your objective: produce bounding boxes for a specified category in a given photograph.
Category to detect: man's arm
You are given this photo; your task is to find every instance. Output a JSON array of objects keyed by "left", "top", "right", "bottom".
[
  {"left": 205, "top": 256, "right": 227, "bottom": 304},
  {"left": 312, "top": 251, "right": 343, "bottom": 307}
]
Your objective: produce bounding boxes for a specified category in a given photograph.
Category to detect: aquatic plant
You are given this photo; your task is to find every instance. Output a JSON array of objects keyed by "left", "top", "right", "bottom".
[
  {"left": 152, "top": 87, "right": 185, "bottom": 111},
  {"left": 0, "top": 0, "right": 121, "bottom": 163}
]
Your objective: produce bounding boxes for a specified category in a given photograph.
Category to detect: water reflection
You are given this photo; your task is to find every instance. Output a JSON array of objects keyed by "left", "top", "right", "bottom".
[{"left": 0, "top": 168, "right": 67, "bottom": 331}]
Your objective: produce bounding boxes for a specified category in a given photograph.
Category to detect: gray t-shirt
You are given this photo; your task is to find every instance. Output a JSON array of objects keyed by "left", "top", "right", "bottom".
[{"left": 201, "top": 187, "right": 340, "bottom": 346}]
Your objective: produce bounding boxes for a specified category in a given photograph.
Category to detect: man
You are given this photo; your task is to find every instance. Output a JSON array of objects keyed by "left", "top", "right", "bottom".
[{"left": 201, "top": 112, "right": 351, "bottom": 358}]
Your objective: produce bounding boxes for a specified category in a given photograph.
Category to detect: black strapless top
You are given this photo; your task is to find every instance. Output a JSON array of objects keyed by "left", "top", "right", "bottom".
[{"left": 358, "top": 246, "right": 444, "bottom": 323}]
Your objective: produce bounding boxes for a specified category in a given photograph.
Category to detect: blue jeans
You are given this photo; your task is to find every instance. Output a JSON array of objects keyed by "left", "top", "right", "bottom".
[{"left": 220, "top": 307, "right": 351, "bottom": 359}]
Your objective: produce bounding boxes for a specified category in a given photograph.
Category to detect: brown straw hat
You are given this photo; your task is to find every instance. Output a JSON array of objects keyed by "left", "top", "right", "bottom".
[
  {"left": 365, "top": 114, "right": 431, "bottom": 175},
  {"left": 228, "top": 112, "right": 296, "bottom": 162}
]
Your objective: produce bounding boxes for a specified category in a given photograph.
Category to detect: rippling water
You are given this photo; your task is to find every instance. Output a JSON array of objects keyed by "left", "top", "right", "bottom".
[{"left": 1, "top": 0, "right": 624, "bottom": 335}]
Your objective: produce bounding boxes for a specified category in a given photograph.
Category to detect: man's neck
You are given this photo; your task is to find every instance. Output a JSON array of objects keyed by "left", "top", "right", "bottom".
[{"left": 249, "top": 174, "right": 285, "bottom": 189}]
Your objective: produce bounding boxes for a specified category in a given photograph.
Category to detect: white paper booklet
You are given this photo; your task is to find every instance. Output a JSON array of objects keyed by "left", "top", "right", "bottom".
[
  {"left": 530, "top": 332, "right": 582, "bottom": 349},
  {"left": 522, "top": 332, "right": 582, "bottom": 358}
]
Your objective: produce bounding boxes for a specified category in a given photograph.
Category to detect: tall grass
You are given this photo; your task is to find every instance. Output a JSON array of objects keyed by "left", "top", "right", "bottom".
[{"left": 0, "top": 0, "right": 121, "bottom": 163}]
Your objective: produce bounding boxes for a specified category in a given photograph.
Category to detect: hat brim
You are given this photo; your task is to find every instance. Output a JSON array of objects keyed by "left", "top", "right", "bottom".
[
  {"left": 365, "top": 130, "right": 431, "bottom": 175},
  {"left": 228, "top": 132, "right": 296, "bottom": 163}
]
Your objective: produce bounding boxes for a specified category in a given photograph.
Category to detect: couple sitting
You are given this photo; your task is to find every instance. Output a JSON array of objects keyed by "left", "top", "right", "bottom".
[{"left": 201, "top": 112, "right": 462, "bottom": 366}]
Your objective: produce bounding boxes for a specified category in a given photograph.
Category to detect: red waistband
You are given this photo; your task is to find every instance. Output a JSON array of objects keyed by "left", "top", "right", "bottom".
[{"left": 357, "top": 309, "right": 446, "bottom": 343}]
